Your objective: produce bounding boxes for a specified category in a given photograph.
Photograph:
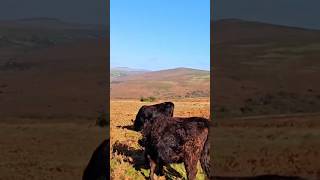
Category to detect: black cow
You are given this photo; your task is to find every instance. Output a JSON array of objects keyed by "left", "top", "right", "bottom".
[
  {"left": 133, "top": 102, "right": 174, "bottom": 131},
  {"left": 83, "top": 139, "right": 109, "bottom": 180},
  {"left": 141, "top": 116, "right": 211, "bottom": 180}
]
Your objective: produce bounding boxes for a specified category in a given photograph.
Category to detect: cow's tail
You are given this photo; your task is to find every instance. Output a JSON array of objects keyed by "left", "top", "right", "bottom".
[{"left": 200, "top": 135, "right": 212, "bottom": 180}]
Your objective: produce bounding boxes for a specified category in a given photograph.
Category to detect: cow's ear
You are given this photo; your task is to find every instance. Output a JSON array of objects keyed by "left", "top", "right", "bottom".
[{"left": 166, "top": 102, "right": 174, "bottom": 109}]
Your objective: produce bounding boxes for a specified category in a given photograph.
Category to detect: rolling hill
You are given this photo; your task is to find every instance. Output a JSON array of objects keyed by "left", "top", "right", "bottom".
[
  {"left": 212, "top": 19, "right": 320, "bottom": 118},
  {"left": 0, "top": 18, "right": 107, "bottom": 119},
  {"left": 110, "top": 67, "right": 210, "bottom": 99},
  {"left": 0, "top": 18, "right": 105, "bottom": 57},
  {"left": 0, "top": 18, "right": 107, "bottom": 180}
]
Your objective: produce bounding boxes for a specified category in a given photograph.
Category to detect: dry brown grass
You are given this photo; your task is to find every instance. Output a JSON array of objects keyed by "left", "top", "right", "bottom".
[
  {"left": 212, "top": 115, "right": 320, "bottom": 180},
  {"left": 0, "top": 118, "right": 105, "bottom": 180}
]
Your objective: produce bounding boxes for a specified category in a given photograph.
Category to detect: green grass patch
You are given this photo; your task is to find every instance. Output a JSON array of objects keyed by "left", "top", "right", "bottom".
[
  {"left": 140, "top": 96, "right": 156, "bottom": 102},
  {"left": 168, "top": 163, "right": 206, "bottom": 180},
  {"left": 111, "top": 156, "right": 207, "bottom": 179}
]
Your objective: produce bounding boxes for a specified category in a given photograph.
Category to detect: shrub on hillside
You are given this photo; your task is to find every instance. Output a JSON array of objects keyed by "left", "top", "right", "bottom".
[{"left": 140, "top": 96, "right": 156, "bottom": 102}]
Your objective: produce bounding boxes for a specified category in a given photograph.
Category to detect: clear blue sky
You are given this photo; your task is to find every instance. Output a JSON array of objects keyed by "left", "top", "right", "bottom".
[{"left": 110, "top": 0, "right": 210, "bottom": 71}]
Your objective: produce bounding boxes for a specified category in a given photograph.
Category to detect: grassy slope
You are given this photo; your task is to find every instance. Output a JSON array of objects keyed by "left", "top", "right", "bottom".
[
  {"left": 111, "top": 68, "right": 210, "bottom": 100},
  {"left": 211, "top": 19, "right": 320, "bottom": 180},
  {"left": 213, "top": 19, "right": 320, "bottom": 118},
  {"left": 0, "top": 20, "right": 107, "bottom": 119},
  {"left": 0, "top": 20, "right": 106, "bottom": 179}
]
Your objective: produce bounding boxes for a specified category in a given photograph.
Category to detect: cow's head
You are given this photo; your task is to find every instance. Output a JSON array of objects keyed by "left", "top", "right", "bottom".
[{"left": 133, "top": 102, "right": 174, "bottom": 131}]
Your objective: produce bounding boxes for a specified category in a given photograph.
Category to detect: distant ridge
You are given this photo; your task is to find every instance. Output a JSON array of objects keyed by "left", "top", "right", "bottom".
[
  {"left": 111, "top": 67, "right": 150, "bottom": 72},
  {"left": 0, "top": 17, "right": 103, "bottom": 30},
  {"left": 214, "top": 18, "right": 320, "bottom": 31},
  {"left": 0, "top": 17, "right": 106, "bottom": 50},
  {"left": 154, "top": 67, "right": 209, "bottom": 72},
  {"left": 110, "top": 67, "right": 150, "bottom": 80},
  {"left": 213, "top": 18, "right": 320, "bottom": 44},
  {"left": 16, "top": 17, "right": 62, "bottom": 22}
]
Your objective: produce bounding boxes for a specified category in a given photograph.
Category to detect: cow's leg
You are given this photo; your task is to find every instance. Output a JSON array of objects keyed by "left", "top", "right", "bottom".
[
  {"left": 148, "top": 155, "right": 156, "bottom": 180},
  {"left": 156, "top": 159, "right": 164, "bottom": 176},
  {"left": 144, "top": 150, "right": 150, "bottom": 168},
  {"left": 184, "top": 145, "right": 202, "bottom": 180},
  {"left": 184, "top": 158, "right": 198, "bottom": 180}
]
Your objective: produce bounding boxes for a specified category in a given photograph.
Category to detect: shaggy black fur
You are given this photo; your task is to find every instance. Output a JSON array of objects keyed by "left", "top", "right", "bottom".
[
  {"left": 133, "top": 102, "right": 174, "bottom": 131},
  {"left": 83, "top": 139, "right": 109, "bottom": 180},
  {"left": 141, "top": 116, "right": 211, "bottom": 180}
]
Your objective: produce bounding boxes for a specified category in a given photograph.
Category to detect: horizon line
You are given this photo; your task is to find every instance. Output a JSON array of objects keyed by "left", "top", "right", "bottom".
[
  {"left": 0, "top": 17, "right": 106, "bottom": 27},
  {"left": 110, "top": 66, "right": 210, "bottom": 72},
  {"left": 214, "top": 17, "right": 320, "bottom": 31}
]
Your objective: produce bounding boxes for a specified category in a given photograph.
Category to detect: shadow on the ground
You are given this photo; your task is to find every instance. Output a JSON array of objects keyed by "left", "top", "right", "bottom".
[
  {"left": 112, "top": 143, "right": 305, "bottom": 180},
  {"left": 213, "top": 175, "right": 306, "bottom": 180},
  {"left": 112, "top": 141, "right": 146, "bottom": 169},
  {"left": 116, "top": 125, "right": 135, "bottom": 131},
  {"left": 164, "top": 166, "right": 184, "bottom": 179},
  {"left": 112, "top": 141, "right": 183, "bottom": 179}
]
